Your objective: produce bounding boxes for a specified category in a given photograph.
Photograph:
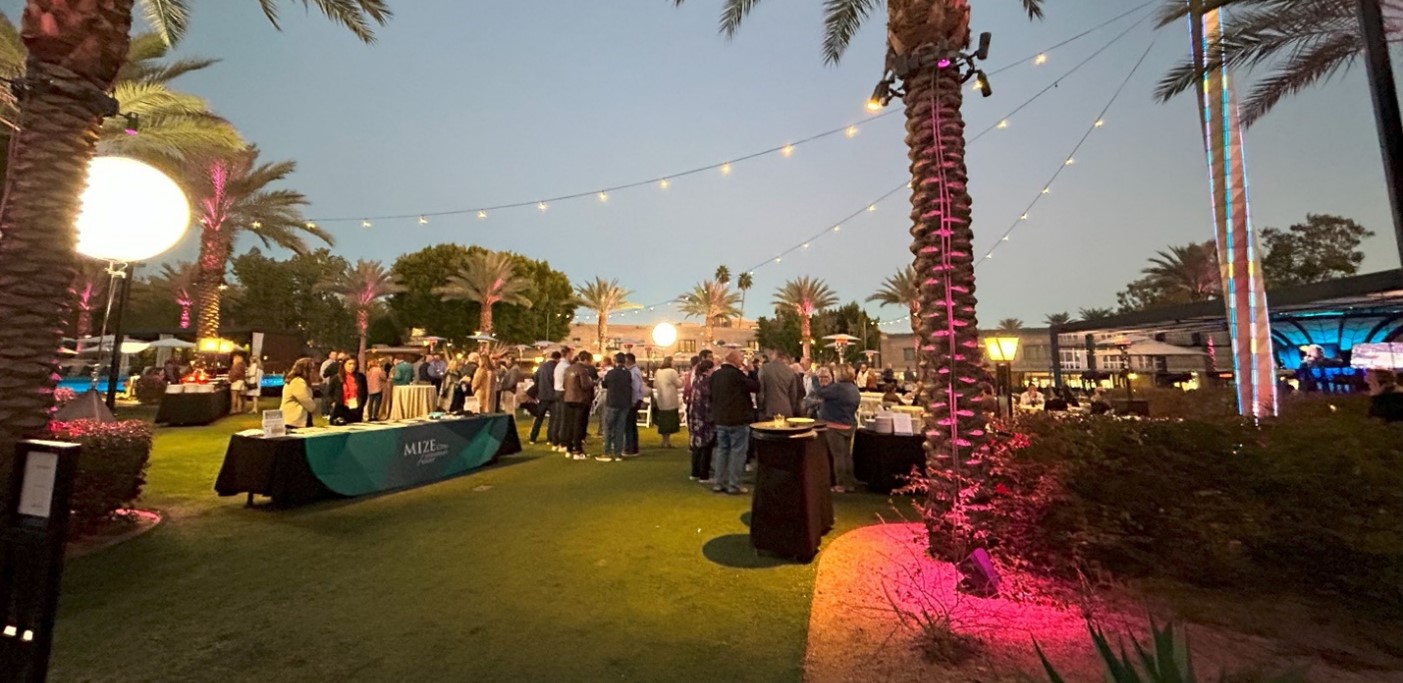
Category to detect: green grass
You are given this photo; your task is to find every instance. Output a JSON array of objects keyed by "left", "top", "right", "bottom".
[{"left": 50, "top": 414, "right": 893, "bottom": 682}]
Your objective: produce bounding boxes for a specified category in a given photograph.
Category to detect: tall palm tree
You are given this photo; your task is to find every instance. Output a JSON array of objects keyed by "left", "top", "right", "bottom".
[
  {"left": 71, "top": 259, "right": 109, "bottom": 351},
  {"left": 995, "top": 318, "right": 1024, "bottom": 332},
  {"left": 773, "top": 276, "right": 839, "bottom": 361},
  {"left": 866, "top": 266, "right": 921, "bottom": 335},
  {"left": 575, "top": 276, "right": 639, "bottom": 353},
  {"left": 435, "top": 251, "right": 533, "bottom": 336},
  {"left": 0, "top": 24, "right": 244, "bottom": 169},
  {"left": 682, "top": 0, "right": 1046, "bottom": 560},
  {"left": 157, "top": 261, "right": 197, "bottom": 329},
  {"left": 676, "top": 280, "right": 742, "bottom": 349},
  {"left": 0, "top": 0, "right": 388, "bottom": 459},
  {"left": 1078, "top": 307, "right": 1115, "bottom": 321},
  {"left": 322, "top": 259, "right": 403, "bottom": 364},
  {"left": 189, "top": 147, "right": 328, "bottom": 339},
  {"left": 1043, "top": 311, "right": 1073, "bottom": 326},
  {"left": 715, "top": 265, "right": 731, "bottom": 286},
  {"left": 1143, "top": 241, "right": 1221, "bottom": 302},
  {"left": 1154, "top": 0, "right": 1394, "bottom": 126},
  {"left": 736, "top": 271, "right": 753, "bottom": 327}
]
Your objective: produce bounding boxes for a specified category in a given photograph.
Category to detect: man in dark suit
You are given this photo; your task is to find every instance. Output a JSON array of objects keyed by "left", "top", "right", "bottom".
[{"left": 709, "top": 350, "right": 760, "bottom": 495}]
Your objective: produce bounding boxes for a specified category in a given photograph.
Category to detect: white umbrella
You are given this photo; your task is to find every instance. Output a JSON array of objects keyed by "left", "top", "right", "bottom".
[
  {"left": 467, "top": 334, "right": 497, "bottom": 343},
  {"left": 146, "top": 338, "right": 196, "bottom": 349},
  {"left": 823, "top": 333, "right": 861, "bottom": 344}
]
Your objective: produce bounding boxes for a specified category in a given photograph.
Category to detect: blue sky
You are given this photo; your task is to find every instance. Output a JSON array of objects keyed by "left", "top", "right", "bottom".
[{"left": 8, "top": 0, "right": 1395, "bottom": 326}]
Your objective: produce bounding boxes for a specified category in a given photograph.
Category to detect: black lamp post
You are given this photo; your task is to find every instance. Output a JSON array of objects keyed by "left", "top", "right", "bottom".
[{"left": 1356, "top": 0, "right": 1403, "bottom": 269}]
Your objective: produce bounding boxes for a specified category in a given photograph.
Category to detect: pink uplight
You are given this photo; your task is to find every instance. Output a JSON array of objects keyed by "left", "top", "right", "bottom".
[{"left": 937, "top": 58, "right": 952, "bottom": 68}]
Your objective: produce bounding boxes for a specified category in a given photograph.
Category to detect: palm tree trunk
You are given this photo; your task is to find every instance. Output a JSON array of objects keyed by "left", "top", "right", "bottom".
[
  {"left": 899, "top": 21, "right": 993, "bottom": 562},
  {"left": 357, "top": 308, "right": 368, "bottom": 366},
  {"left": 704, "top": 319, "right": 714, "bottom": 350},
  {"left": 800, "top": 315, "right": 812, "bottom": 361},
  {"left": 738, "top": 290, "right": 747, "bottom": 329},
  {"left": 597, "top": 314, "right": 607, "bottom": 354},
  {"left": 480, "top": 303, "right": 493, "bottom": 336},
  {"left": 178, "top": 301, "right": 191, "bottom": 329},
  {"left": 195, "top": 229, "right": 230, "bottom": 340},
  {"left": 0, "top": 1, "right": 135, "bottom": 460}
]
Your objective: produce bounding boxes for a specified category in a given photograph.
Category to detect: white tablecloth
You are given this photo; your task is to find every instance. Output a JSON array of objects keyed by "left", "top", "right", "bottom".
[{"left": 389, "top": 384, "right": 438, "bottom": 420}]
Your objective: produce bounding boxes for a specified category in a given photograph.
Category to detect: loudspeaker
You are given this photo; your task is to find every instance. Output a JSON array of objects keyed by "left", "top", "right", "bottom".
[{"left": 956, "top": 548, "right": 1001, "bottom": 598}]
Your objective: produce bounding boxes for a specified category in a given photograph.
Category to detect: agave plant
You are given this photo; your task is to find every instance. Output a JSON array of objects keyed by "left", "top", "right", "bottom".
[{"left": 1037, "top": 620, "right": 1303, "bottom": 683}]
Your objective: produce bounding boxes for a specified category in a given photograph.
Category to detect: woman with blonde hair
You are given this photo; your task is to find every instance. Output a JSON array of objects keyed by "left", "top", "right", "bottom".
[
  {"left": 817, "top": 363, "right": 861, "bottom": 492},
  {"left": 473, "top": 355, "right": 498, "bottom": 413},
  {"left": 281, "top": 358, "right": 319, "bottom": 428}
]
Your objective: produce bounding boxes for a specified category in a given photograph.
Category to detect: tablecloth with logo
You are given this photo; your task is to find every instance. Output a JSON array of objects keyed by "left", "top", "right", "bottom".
[{"left": 214, "top": 414, "right": 521, "bottom": 506}]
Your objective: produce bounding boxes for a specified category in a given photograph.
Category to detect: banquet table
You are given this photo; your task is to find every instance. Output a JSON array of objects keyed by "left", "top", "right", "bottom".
[
  {"left": 851, "top": 428, "right": 926, "bottom": 494},
  {"left": 214, "top": 413, "right": 522, "bottom": 506},
  {"left": 388, "top": 384, "right": 439, "bottom": 420},
  {"left": 749, "top": 427, "right": 834, "bottom": 563},
  {"left": 154, "top": 385, "right": 230, "bottom": 426}
]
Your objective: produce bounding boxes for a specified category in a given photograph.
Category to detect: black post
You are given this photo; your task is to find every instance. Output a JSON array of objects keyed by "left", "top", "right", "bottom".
[
  {"left": 1356, "top": 0, "right": 1403, "bottom": 268},
  {"left": 1049, "top": 324, "right": 1063, "bottom": 388},
  {"left": 0, "top": 440, "right": 81, "bottom": 682},
  {"left": 996, "top": 362, "right": 1012, "bottom": 418},
  {"left": 104, "top": 264, "right": 136, "bottom": 410}
]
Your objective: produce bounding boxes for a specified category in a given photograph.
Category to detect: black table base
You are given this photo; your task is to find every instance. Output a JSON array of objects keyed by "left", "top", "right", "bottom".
[
  {"left": 154, "top": 387, "right": 231, "bottom": 426},
  {"left": 750, "top": 430, "right": 833, "bottom": 563},
  {"left": 852, "top": 429, "right": 926, "bottom": 494}
]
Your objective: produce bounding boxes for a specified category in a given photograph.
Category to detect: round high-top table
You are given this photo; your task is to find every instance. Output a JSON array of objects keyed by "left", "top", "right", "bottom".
[{"left": 388, "top": 384, "right": 438, "bottom": 420}]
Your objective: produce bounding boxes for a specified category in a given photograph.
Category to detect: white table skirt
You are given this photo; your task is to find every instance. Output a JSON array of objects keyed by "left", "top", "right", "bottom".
[{"left": 389, "top": 384, "right": 438, "bottom": 420}]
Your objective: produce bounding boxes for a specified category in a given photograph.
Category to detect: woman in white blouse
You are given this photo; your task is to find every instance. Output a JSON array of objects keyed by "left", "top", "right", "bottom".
[
  {"left": 651, "top": 357, "right": 683, "bottom": 448},
  {"left": 281, "top": 358, "right": 318, "bottom": 428}
]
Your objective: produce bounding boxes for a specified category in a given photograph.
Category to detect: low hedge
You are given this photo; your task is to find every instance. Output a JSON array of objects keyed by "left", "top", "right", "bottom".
[
  {"left": 48, "top": 419, "right": 154, "bottom": 532},
  {"left": 984, "top": 402, "right": 1402, "bottom": 611}
]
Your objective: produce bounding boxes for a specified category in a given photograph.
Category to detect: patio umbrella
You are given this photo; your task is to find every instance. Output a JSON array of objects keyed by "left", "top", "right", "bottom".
[
  {"left": 533, "top": 341, "right": 554, "bottom": 349},
  {"left": 146, "top": 338, "right": 196, "bottom": 349},
  {"left": 467, "top": 334, "right": 497, "bottom": 343}
]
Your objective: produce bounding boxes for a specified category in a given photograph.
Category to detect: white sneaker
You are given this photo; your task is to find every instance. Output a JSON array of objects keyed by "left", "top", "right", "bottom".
[{"left": 571, "top": 453, "right": 588, "bottom": 460}]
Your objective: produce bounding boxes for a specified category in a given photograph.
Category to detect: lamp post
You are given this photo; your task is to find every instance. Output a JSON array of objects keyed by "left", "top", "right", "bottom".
[
  {"left": 983, "top": 336, "right": 1020, "bottom": 418},
  {"left": 75, "top": 157, "right": 191, "bottom": 410}
]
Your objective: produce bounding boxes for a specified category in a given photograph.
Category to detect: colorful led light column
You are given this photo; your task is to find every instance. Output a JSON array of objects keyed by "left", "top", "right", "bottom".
[{"left": 1191, "top": 4, "right": 1277, "bottom": 417}]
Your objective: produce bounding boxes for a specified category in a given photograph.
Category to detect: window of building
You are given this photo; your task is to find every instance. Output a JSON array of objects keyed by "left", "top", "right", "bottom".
[
  {"left": 1059, "top": 349, "right": 1085, "bottom": 370},
  {"left": 1023, "top": 345, "right": 1050, "bottom": 361},
  {"left": 902, "top": 347, "right": 916, "bottom": 362},
  {"left": 680, "top": 339, "right": 697, "bottom": 353}
]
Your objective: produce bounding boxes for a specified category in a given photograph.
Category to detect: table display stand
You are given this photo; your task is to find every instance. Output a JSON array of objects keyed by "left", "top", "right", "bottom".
[{"left": 749, "top": 429, "right": 834, "bottom": 563}]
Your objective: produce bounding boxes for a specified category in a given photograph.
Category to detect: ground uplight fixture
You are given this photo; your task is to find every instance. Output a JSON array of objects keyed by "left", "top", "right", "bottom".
[{"left": 76, "top": 156, "right": 190, "bottom": 263}]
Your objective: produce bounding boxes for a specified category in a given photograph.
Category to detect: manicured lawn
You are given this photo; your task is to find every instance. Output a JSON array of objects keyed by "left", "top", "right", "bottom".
[{"left": 50, "top": 414, "right": 892, "bottom": 682}]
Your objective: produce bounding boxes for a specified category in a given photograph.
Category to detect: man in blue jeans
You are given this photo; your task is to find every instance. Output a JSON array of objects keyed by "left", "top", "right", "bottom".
[
  {"left": 708, "top": 349, "right": 760, "bottom": 494},
  {"left": 600, "top": 353, "right": 633, "bottom": 462},
  {"left": 529, "top": 352, "right": 560, "bottom": 443}
]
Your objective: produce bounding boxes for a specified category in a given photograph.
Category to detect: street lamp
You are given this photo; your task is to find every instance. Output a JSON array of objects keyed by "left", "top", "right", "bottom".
[
  {"left": 651, "top": 322, "right": 678, "bottom": 349},
  {"left": 76, "top": 157, "right": 191, "bottom": 410},
  {"left": 984, "top": 336, "right": 1020, "bottom": 417}
]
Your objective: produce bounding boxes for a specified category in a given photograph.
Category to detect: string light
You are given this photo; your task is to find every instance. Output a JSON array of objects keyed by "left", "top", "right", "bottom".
[
  {"left": 978, "top": 35, "right": 1160, "bottom": 266},
  {"left": 781, "top": 144, "right": 794, "bottom": 157},
  {"left": 597, "top": 191, "right": 609, "bottom": 203},
  {"left": 251, "top": 221, "right": 262, "bottom": 229},
  {"left": 477, "top": 210, "right": 487, "bottom": 219},
  {"left": 720, "top": 162, "right": 732, "bottom": 175},
  {"left": 362, "top": 220, "right": 372, "bottom": 228},
  {"left": 833, "top": 225, "right": 842, "bottom": 232},
  {"left": 305, "top": 221, "right": 316, "bottom": 229},
  {"left": 845, "top": 125, "right": 858, "bottom": 138},
  {"left": 418, "top": 216, "right": 429, "bottom": 225},
  {"left": 537, "top": 201, "right": 548, "bottom": 212},
  {"left": 1034, "top": 53, "right": 1048, "bottom": 65},
  {"left": 997, "top": 119, "right": 1009, "bottom": 129},
  {"left": 659, "top": 179, "right": 670, "bottom": 189},
  {"left": 867, "top": 204, "right": 876, "bottom": 212},
  {"left": 1094, "top": 119, "right": 1105, "bottom": 127}
]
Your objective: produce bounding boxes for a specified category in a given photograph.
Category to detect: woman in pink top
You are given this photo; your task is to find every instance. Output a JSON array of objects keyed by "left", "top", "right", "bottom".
[{"left": 365, "top": 358, "right": 387, "bottom": 421}]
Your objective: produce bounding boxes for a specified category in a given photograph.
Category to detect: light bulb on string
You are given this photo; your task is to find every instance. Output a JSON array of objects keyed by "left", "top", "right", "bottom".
[
  {"left": 833, "top": 225, "right": 841, "bottom": 232},
  {"left": 802, "top": 243, "right": 810, "bottom": 249},
  {"left": 306, "top": 221, "right": 317, "bottom": 229},
  {"left": 537, "top": 201, "right": 548, "bottom": 212},
  {"left": 1034, "top": 53, "right": 1048, "bottom": 65},
  {"left": 477, "top": 210, "right": 487, "bottom": 219},
  {"left": 597, "top": 192, "right": 609, "bottom": 203},
  {"left": 781, "top": 144, "right": 794, "bottom": 157},
  {"left": 1042, "top": 187, "right": 1050, "bottom": 194},
  {"left": 867, "top": 204, "right": 876, "bottom": 212},
  {"left": 362, "top": 220, "right": 372, "bottom": 228},
  {"left": 418, "top": 216, "right": 429, "bottom": 225},
  {"left": 720, "top": 163, "right": 732, "bottom": 176},
  {"left": 1020, "top": 214, "right": 1029, "bottom": 220},
  {"left": 659, "top": 179, "right": 670, "bottom": 190},
  {"left": 844, "top": 125, "right": 858, "bottom": 138},
  {"left": 1065, "top": 158, "right": 1075, "bottom": 165},
  {"left": 997, "top": 119, "right": 1009, "bottom": 129},
  {"left": 1094, "top": 119, "right": 1105, "bottom": 128},
  {"left": 251, "top": 221, "right": 262, "bottom": 229}
]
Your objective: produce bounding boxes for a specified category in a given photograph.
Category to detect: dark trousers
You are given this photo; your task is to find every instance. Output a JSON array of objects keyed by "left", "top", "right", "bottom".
[
  {"left": 366, "top": 392, "right": 383, "bottom": 421},
  {"left": 690, "top": 445, "right": 712, "bottom": 479},
  {"left": 548, "top": 399, "right": 565, "bottom": 445},
  {"left": 625, "top": 404, "right": 640, "bottom": 453},
  {"left": 529, "top": 401, "right": 551, "bottom": 442},
  {"left": 563, "top": 402, "right": 588, "bottom": 453}
]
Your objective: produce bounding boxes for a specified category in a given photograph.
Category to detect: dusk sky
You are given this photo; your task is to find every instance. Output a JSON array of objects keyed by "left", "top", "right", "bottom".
[{"left": 10, "top": 0, "right": 1396, "bottom": 326}]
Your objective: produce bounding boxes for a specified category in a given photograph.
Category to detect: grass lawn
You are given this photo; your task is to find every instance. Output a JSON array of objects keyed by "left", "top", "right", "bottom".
[{"left": 50, "top": 413, "right": 893, "bottom": 682}]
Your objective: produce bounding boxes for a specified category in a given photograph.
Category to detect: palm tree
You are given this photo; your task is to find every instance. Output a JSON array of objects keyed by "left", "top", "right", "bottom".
[
  {"left": 189, "top": 147, "right": 328, "bottom": 339},
  {"left": 1154, "top": 0, "right": 1392, "bottom": 126},
  {"left": 773, "top": 276, "right": 839, "bottom": 360},
  {"left": 323, "top": 259, "right": 403, "bottom": 364},
  {"left": 736, "top": 271, "right": 753, "bottom": 327},
  {"left": 0, "top": 24, "right": 244, "bottom": 170},
  {"left": 1043, "top": 312, "right": 1073, "bottom": 326},
  {"left": 866, "top": 266, "right": 921, "bottom": 335},
  {"left": 715, "top": 265, "right": 731, "bottom": 286},
  {"left": 157, "top": 261, "right": 198, "bottom": 330},
  {"left": 995, "top": 318, "right": 1024, "bottom": 332},
  {"left": 435, "top": 251, "right": 534, "bottom": 336},
  {"left": 676, "top": 280, "right": 742, "bottom": 349},
  {"left": 1143, "top": 241, "right": 1221, "bottom": 302},
  {"left": 682, "top": 0, "right": 1047, "bottom": 560},
  {"left": 71, "top": 259, "right": 110, "bottom": 352},
  {"left": 1078, "top": 307, "right": 1115, "bottom": 321},
  {"left": 575, "top": 277, "right": 639, "bottom": 353},
  {"left": 0, "top": 0, "right": 388, "bottom": 458}
]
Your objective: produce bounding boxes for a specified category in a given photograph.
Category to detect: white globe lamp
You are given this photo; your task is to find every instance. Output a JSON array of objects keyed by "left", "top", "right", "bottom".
[
  {"left": 651, "top": 322, "right": 678, "bottom": 348},
  {"left": 76, "top": 156, "right": 191, "bottom": 263}
]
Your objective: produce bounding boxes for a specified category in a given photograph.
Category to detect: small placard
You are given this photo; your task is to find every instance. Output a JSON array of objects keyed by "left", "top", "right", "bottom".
[
  {"left": 18, "top": 451, "right": 59, "bottom": 518},
  {"left": 891, "top": 412, "right": 914, "bottom": 436},
  {"left": 262, "top": 409, "right": 287, "bottom": 438}
]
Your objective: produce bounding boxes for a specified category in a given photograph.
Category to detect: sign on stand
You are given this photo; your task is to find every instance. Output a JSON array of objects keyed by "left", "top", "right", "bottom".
[
  {"left": 1, "top": 440, "right": 81, "bottom": 682},
  {"left": 262, "top": 410, "right": 286, "bottom": 438}
]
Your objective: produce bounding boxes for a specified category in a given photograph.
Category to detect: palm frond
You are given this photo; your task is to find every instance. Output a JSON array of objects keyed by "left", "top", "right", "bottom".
[
  {"left": 138, "top": 0, "right": 192, "bottom": 46},
  {"left": 772, "top": 276, "right": 839, "bottom": 317},
  {"left": 0, "top": 14, "right": 25, "bottom": 80},
  {"left": 719, "top": 0, "right": 761, "bottom": 37},
  {"left": 821, "top": 0, "right": 879, "bottom": 65},
  {"left": 1240, "top": 30, "right": 1360, "bottom": 125},
  {"left": 1021, "top": 0, "right": 1046, "bottom": 20},
  {"left": 97, "top": 113, "right": 244, "bottom": 162},
  {"left": 258, "top": 0, "right": 393, "bottom": 44}
]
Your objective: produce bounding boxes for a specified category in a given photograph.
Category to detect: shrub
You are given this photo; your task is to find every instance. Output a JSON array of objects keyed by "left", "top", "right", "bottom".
[
  {"left": 134, "top": 373, "right": 168, "bottom": 405},
  {"left": 982, "top": 410, "right": 1403, "bottom": 612},
  {"left": 54, "top": 386, "right": 77, "bottom": 406},
  {"left": 47, "top": 419, "right": 154, "bottom": 532}
]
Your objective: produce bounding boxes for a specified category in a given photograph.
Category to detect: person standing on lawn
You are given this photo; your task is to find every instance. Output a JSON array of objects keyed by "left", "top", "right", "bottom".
[
  {"left": 758, "top": 348, "right": 800, "bottom": 418},
  {"left": 365, "top": 357, "right": 386, "bottom": 421},
  {"left": 709, "top": 350, "right": 760, "bottom": 495},
  {"left": 601, "top": 353, "right": 633, "bottom": 462},
  {"left": 624, "top": 352, "right": 644, "bottom": 456},
  {"left": 686, "top": 359, "right": 715, "bottom": 481},
  {"left": 531, "top": 352, "right": 560, "bottom": 444},
  {"left": 328, "top": 357, "right": 369, "bottom": 425},
  {"left": 652, "top": 357, "right": 682, "bottom": 449},
  {"left": 562, "top": 350, "right": 595, "bottom": 459},
  {"left": 229, "top": 352, "right": 248, "bottom": 414},
  {"left": 552, "top": 346, "right": 574, "bottom": 451},
  {"left": 817, "top": 363, "right": 861, "bottom": 493}
]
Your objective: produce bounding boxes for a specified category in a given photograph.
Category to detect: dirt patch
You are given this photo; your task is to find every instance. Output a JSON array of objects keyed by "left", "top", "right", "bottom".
[
  {"left": 66, "top": 509, "right": 163, "bottom": 559},
  {"left": 804, "top": 523, "right": 1403, "bottom": 683}
]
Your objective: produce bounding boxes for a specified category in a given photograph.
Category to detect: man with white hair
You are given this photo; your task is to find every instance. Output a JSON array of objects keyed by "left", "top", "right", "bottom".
[{"left": 708, "top": 349, "right": 760, "bottom": 495}]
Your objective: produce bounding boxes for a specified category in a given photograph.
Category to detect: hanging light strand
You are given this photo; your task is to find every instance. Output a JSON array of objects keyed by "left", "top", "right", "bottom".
[
  {"left": 978, "top": 34, "right": 1161, "bottom": 266},
  {"left": 307, "top": 5, "right": 1160, "bottom": 227}
]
